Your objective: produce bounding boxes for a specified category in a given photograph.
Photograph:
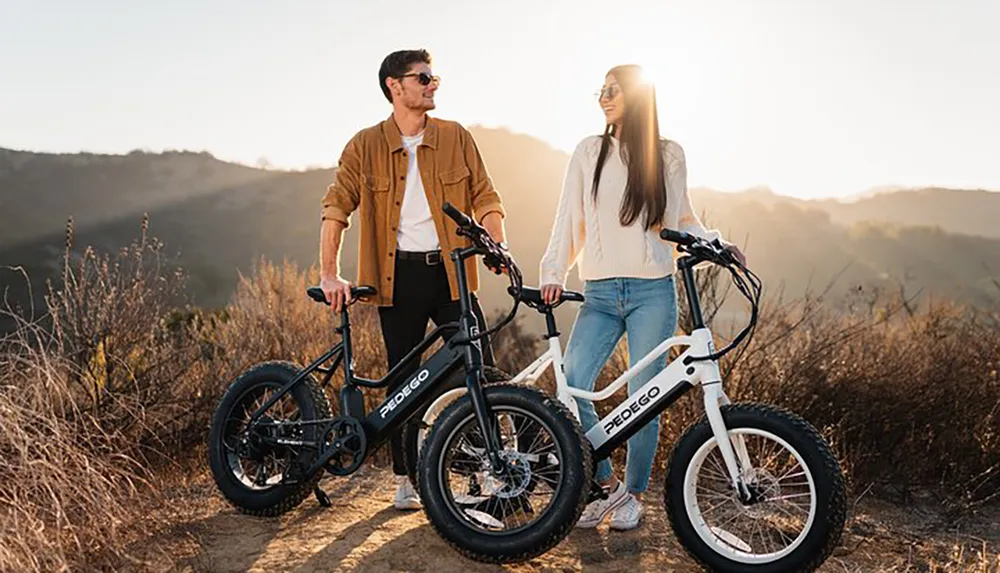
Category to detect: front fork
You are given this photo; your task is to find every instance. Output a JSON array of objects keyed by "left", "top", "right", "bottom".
[
  {"left": 702, "top": 377, "right": 754, "bottom": 501},
  {"left": 452, "top": 248, "right": 507, "bottom": 476}
]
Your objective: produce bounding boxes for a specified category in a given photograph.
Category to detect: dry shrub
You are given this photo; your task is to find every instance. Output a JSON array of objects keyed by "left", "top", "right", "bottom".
[
  {"left": 0, "top": 318, "right": 149, "bottom": 572},
  {"left": 726, "top": 290, "right": 1000, "bottom": 506},
  {"left": 45, "top": 216, "right": 205, "bottom": 461},
  {"left": 0, "top": 216, "right": 201, "bottom": 571}
]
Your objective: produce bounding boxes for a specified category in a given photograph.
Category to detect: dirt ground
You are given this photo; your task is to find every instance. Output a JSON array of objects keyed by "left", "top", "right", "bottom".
[{"left": 132, "top": 467, "right": 1000, "bottom": 573}]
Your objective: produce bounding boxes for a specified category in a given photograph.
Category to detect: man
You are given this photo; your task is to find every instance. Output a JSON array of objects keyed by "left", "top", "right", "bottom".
[{"left": 319, "top": 49, "right": 509, "bottom": 510}]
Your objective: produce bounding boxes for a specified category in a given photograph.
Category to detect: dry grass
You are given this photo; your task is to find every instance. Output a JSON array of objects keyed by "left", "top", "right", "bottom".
[
  {"left": 0, "top": 217, "right": 194, "bottom": 572},
  {"left": 0, "top": 219, "right": 998, "bottom": 570}
]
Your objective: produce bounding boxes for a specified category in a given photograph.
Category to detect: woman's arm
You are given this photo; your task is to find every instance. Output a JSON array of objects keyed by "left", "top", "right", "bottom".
[
  {"left": 539, "top": 144, "right": 587, "bottom": 287},
  {"left": 666, "top": 141, "right": 722, "bottom": 242},
  {"left": 667, "top": 141, "right": 746, "bottom": 265}
]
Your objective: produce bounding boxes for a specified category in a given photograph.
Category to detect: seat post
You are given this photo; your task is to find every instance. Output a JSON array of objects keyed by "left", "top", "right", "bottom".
[{"left": 339, "top": 308, "right": 355, "bottom": 382}]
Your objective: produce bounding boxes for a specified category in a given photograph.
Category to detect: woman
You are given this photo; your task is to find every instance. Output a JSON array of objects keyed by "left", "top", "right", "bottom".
[{"left": 539, "top": 64, "right": 745, "bottom": 530}]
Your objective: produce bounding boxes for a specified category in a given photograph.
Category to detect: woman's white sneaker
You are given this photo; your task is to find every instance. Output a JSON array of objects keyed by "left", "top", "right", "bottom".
[
  {"left": 577, "top": 481, "right": 628, "bottom": 528},
  {"left": 609, "top": 494, "right": 645, "bottom": 530}
]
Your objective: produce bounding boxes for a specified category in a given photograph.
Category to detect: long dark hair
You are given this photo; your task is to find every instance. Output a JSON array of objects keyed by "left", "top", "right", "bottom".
[{"left": 591, "top": 64, "right": 667, "bottom": 230}]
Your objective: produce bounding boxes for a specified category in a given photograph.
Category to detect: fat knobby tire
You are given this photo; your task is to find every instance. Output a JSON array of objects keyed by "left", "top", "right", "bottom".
[
  {"left": 417, "top": 383, "right": 594, "bottom": 564},
  {"left": 208, "top": 360, "right": 332, "bottom": 517},
  {"left": 664, "top": 403, "right": 847, "bottom": 573}
]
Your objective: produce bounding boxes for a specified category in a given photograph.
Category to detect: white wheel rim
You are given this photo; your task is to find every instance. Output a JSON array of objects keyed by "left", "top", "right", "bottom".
[{"left": 682, "top": 428, "right": 817, "bottom": 564}]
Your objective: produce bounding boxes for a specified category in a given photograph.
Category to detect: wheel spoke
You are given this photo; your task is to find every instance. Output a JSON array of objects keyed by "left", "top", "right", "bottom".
[{"left": 686, "top": 427, "right": 819, "bottom": 563}]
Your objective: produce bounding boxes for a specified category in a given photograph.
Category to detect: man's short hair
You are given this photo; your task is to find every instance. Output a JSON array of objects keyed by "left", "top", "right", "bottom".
[{"left": 378, "top": 49, "right": 433, "bottom": 103}]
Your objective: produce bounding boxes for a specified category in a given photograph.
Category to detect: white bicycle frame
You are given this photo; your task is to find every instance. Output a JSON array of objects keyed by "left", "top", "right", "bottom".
[
  {"left": 420, "top": 321, "right": 754, "bottom": 499},
  {"left": 507, "top": 324, "right": 753, "bottom": 498}
]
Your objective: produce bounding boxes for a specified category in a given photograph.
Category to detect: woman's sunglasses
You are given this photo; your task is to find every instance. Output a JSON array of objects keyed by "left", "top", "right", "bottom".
[
  {"left": 398, "top": 72, "right": 441, "bottom": 86},
  {"left": 594, "top": 85, "right": 621, "bottom": 100}
]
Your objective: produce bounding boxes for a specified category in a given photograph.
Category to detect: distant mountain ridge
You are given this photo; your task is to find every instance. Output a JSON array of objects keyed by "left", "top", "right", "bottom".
[{"left": 2, "top": 131, "right": 999, "bottom": 334}]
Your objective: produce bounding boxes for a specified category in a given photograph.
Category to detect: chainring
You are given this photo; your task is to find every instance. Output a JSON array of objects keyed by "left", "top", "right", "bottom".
[{"left": 323, "top": 417, "right": 368, "bottom": 476}]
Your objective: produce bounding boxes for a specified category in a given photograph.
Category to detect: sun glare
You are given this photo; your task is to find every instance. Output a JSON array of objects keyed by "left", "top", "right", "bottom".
[{"left": 638, "top": 65, "right": 662, "bottom": 90}]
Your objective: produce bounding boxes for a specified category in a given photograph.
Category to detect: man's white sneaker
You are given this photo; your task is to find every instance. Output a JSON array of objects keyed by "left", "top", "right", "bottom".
[
  {"left": 393, "top": 475, "right": 421, "bottom": 510},
  {"left": 609, "top": 494, "right": 645, "bottom": 530},
  {"left": 577, "top": 481, "right": 628, "bottom": 528}
]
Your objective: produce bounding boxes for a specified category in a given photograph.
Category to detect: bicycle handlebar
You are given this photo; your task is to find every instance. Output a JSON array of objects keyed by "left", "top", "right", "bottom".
[
  {"left": 441, "top": 202, "right": 524, "bottom": 344},
  {"left": 659, "top": 228, "right": 762, "bottom": 364},
  {"left": 442, "top": 202, "right": 474, "bottom": 228},
  {"left": 658, "top": 228, "right": 696, "bottom": 247}
]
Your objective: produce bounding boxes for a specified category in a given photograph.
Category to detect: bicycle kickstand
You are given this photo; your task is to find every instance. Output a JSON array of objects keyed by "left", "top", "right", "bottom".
[{"left": 314, "top": 485, "right": 332, "bottom": 508}]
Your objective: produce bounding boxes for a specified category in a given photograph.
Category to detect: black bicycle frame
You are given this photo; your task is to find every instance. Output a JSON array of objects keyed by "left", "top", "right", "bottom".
[{"left": 245, "top": 244, "right": 505, "bottom": 476}]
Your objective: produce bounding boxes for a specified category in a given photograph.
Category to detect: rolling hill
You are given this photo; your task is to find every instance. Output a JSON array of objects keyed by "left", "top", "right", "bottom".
[{"left": 2, "top": 130, "right": 999, "bottom": 336}]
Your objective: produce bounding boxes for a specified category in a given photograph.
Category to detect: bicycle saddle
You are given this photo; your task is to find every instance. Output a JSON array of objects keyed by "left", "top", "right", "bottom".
[{"left": 306, "top": 285, "right": 377, "bottom": 305}]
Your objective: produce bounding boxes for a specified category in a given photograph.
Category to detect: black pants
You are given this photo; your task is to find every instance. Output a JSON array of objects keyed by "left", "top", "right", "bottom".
[{"left": 378, "top": 253, "right": 495, "bottom": 476}]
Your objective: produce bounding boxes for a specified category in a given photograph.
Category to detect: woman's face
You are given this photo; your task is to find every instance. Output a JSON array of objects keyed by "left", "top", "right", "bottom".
[{"left": 598, "top": 73, "right": 624, "bottom": 126}]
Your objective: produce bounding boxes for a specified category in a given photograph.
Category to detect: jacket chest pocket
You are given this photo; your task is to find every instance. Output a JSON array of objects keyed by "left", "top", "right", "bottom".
[
  {"left": 363, "top": 174, "right": 390, "bottom": 193},
  {"left": 437, "top": 166, "right": 470, "bottom": 204}
]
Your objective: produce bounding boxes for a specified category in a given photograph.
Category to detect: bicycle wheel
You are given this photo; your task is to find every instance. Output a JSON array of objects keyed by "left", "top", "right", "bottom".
[
  {"left": 207, "top": 361, "right": 331, "bottom": 517},
  {"left": 418, "top": 383, "right": 593, "bottom": 564},
  {"left": 665, "top": 403, "right": 846, "bottom": 572}
]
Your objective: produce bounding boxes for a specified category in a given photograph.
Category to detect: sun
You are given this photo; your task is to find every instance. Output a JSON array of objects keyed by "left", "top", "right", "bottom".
[{"left": 637, "top": 64, "right": 662, "bottom": 90}]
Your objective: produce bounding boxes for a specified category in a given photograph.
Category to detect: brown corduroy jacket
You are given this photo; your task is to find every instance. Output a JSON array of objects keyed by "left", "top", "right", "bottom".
[{"left": 321, "top": 114, "right": 506, "bottom": 307}]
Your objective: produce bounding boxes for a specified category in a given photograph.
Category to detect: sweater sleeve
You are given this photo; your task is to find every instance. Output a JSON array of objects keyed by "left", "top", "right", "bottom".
[
  {"left": 667, "top": 141, "right": 723, "bottom": 242},
  {"left": 539, "top": 143, "right": 587, "bottom": 286}
]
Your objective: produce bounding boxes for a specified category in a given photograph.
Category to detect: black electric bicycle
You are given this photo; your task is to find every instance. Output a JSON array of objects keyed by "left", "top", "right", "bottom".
[{"left": 207, "top": 203, "right": 593, "bottom": 564}]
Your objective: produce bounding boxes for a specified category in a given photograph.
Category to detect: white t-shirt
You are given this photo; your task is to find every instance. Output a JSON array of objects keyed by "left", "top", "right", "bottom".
[{"left": 397, "top": 133, "right": 441, "bottom": 252}]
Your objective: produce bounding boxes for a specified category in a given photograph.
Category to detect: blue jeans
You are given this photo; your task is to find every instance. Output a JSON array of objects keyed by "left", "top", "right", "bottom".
[{"left": 563, "top": 274, "right": 678, "bottom": 494}]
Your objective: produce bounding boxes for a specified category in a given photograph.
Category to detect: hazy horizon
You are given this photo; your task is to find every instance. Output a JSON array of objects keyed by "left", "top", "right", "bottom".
[{"left": 3, "top": 0, "right": 999, "bottom": 199}]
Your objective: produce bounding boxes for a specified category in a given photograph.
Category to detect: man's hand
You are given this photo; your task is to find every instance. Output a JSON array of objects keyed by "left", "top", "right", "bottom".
[
  {"left": 480, "top": 212, "right": 510, "bottom": 275},
  {"left": 484, "top": 246, "right": 512, "bottom": 275},
  {"left": 541, "top": 283, "right": 563, "bottom": 305},
  {"left": 320, "top": 275, "right": 353, "bottom": 312}
]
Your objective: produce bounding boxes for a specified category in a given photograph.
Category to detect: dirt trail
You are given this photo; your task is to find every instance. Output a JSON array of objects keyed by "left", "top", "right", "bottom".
[{"left": 138, "top": 467, "right": 1000, "bottom": 572}]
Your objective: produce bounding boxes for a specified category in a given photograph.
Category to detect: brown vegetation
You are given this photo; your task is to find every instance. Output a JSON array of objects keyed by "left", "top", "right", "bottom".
[{"left": 1, "top": 221, "right": 998, "bottom": 571}]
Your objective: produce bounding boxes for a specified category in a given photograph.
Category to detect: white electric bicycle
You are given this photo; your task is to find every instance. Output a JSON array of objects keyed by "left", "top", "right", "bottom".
[{"left": 411, "top": 227, "right": 847, "bottom": 572}]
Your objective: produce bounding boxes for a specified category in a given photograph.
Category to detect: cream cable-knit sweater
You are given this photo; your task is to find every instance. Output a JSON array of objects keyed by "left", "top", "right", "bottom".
[{"left": 539, "top": 135, "right": 722, "bottom": 287}]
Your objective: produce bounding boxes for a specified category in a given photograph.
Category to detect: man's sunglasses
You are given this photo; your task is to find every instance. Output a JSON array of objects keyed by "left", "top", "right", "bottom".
[{"left": 398, "top": 72, "right": 441, "bottom": 86}]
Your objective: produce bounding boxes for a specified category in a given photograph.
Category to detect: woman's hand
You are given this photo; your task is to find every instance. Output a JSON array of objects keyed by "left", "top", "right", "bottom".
[
  {"left": 722, "top": 242, "right": 747, "bottom": 267},
  {"left": 541, "top": 283, "right": 563, "bottom": 305}
]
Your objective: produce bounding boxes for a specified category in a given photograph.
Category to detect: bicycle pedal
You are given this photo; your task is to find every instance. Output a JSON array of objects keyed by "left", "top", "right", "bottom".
[
  {"left": 314, "top": 486, "right": 332, "bottom": 508},
  {"left": 588, "top": 479, "right": 609, "bottom": 502}
]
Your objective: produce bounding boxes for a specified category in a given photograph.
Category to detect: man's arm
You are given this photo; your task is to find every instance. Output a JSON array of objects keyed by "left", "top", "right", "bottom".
[
  {"left": 461, "top": 126, "right": 506, "bottom": 240},
  {"left": 319, "top": 135, "right": 363, "bottom": 310},
  {"left": 480, "top": 211, "right": 506, "bottom": 246},
  {"left": 319, "top": 218, "right": 348, "bottom": 279}
]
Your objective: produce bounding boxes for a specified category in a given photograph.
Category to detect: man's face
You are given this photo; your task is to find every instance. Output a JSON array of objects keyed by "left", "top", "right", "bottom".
[{"left": 389, "top": 62, "right": 439, "bottom": 112}]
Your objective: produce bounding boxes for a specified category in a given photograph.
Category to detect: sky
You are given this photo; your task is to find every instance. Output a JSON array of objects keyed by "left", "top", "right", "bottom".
[{"left": 1, "top": 0, "right": 998, "bottom": 199}]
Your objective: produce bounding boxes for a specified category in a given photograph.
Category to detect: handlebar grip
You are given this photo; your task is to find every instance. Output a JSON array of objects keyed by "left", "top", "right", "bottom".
[
  {"left": 659, "top": 228, "right": 696, "bottom": 246},
  {"left": 442, "top": 202, "right": 473, "bottom": 227}
]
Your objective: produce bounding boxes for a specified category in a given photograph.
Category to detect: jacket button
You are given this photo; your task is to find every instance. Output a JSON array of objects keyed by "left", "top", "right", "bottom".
[{"left": 387, "top": 276, "right": 392, "bottom": 281}]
